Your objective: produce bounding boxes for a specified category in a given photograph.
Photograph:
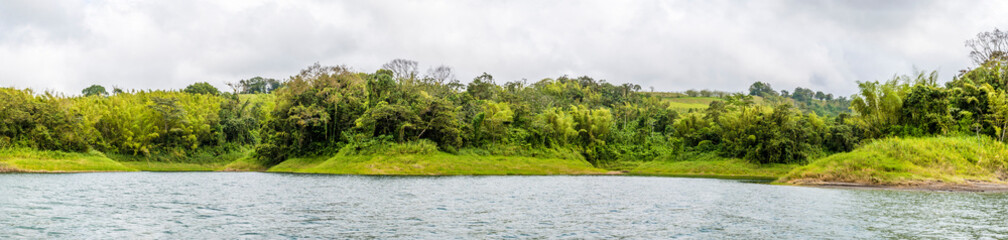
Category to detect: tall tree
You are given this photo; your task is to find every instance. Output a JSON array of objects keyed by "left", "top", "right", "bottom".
[
  {"left": 82, "top": 85, "right": 108, "bottom": 97},
  {"left": 382, "top": 59, "right": 419, "bottom": 82},
  {"left": 183, "top": 82, "right": 220, "bottom": 95},
  {"left": 850, "top": 78, "right": 907, "bottom": 138},
  {"left": 231, "top": 76, "right": 281, "bottom": 94},
  {"left": 424, "top": 65, "right": 454, "bottom": 84},
  {"left": 467, "top": 73, "right": 498, "bottom": 100},
  {"left": 986, "top": 86, "right": 1008, "bottom": 141},
  {"left": 966, "top": 28, "right": 1008, "bottom": 66},
  {"left": 748, "top": 81, "right": 777, "bottom": 97}
]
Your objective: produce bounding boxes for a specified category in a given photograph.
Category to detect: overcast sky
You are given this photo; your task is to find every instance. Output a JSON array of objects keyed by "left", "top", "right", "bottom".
[{"left": 1, "top": 0, "right": 1006, "bottom": 96}]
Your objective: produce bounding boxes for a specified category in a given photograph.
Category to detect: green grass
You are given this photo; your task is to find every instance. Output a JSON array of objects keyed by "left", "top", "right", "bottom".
[
  {"left": 108, "top": 147, "right": 250, "bottom": 171},
  {"left": 0, "top": 147, "right": 254, "bottom": 172},
  {"left": 662, "top": 97, "right": 720, "bottom": 112},
  {"left": 106, "top": 147, "right": 248, "bottom": 164},
  {"left": 267, "top": 152, "right": 608, "bottom": 175},
  {"left": 0, "top": 148, "right": 135, "bottom": 172},
  {"left": 658, "top": 96, "right": 770, "bottom": 112},
  {"left": 779, "top": 136, "right": 1008, "bottom": 185},
  {"left": 222, "top": 156, "right": 269, "bottom": 171},
  {"left": 628, "top": 153, "right": 799, "bottom": 179},
  {"left": 118, "top": 161, "right": 227, "bottom": 171}
]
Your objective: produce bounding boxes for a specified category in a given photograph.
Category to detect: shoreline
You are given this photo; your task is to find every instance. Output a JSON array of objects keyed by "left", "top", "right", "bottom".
[
  {"left": 789, "top": 180, "right": 1008, "bottom": 193},
  {"left": 5, "top": 167, "right": 1008, "bottom": 193}
]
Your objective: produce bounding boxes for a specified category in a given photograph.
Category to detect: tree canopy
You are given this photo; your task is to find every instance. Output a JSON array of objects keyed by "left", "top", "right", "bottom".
[
  {"left": 4, "top": 29, "right": 1008, "bottom": 168},
  {"left": 82, "top": 85, "right": 108, "bottom": 97}
]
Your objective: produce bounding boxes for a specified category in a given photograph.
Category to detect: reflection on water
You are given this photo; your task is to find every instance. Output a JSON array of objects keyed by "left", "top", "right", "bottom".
[{"left": 0, "top": 173, "right": 1005, "bottom": 239}]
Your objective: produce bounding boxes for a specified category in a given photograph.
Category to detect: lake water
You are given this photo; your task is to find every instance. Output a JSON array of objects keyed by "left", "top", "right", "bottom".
[{"left": 0, "top": 173, "right": 1005, "bottom": 239}]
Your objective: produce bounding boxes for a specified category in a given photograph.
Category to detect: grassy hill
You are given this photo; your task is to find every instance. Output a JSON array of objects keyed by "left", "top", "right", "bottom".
[
  {"left": 0, "top": 149, "right": 135, "bottom": 172},
  {"left": 265, "top": 153, "right": 608, "bottom": 175},
  {"left": 648, "top": 91, "right": 849, "bottom": 116},
  {"left": 628, "top": 152, "right": 799, "bottom": 179},
  {"left": 779, "top": 136, "right": 1008, "bottom": 187},
  {"left": 661, "top": 97, "right": 721, "bottom": 112}
]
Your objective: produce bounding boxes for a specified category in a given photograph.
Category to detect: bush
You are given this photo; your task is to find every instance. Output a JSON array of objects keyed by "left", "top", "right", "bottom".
[{"left": 338, "top": 137, "right": 438, "bottom": 156}]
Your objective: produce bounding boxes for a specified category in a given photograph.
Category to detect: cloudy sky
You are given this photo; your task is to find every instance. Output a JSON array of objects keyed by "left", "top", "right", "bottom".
[{"left": 1, "top": 0, "right": 1006, "bottom": 96}]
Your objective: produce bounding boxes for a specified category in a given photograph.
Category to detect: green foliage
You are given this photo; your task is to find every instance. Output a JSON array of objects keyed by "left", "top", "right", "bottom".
[
  {"left": 232, "top": 76, "right": 282, "bottom": 94},
  {"left": 0, "top": 148, "right": 135, "bottom": 172},
  {"left": 10, "top": 30, "right": 1008, "bottom": 181},
  {"left": 824, "top": 114, "right": 859, "bottom": 152},
  {"left": 82, "top": 85, "right": 108, "bottom": 97},
  {"left": 183, "top": 82, "right": 220, "bottom": 95},
  {"left": 477, "top": 100, "right": 514, "bottom": 143},
  {"left": 0, "top": 88, "right": 90, "bottom": 151},
  {"left": 354, "top": 102, "right": 422, "bottom": 142},
  {"left": 218, "top": 93, "right": 263, "bottom": 144},
  {"left": 900, "top": 73, "right": 953, "bottom": 135},
  {"left": 850, "top": 76, "right": 909, "bottom": 138},
  {"left": 338, "top": 139, "right": 438, "bottom": 156},
  {"left": 1, "top": 85, "right": 256, "bottom": 162},
  {"left": 630, "top": 151, "right": 799, "bottom": 179},
  {"left": 19, "top": 55, "right": 1008, "bottom": 172},
  {"left": 712, "top": 100, "right": 826, "bottom": 164},
  {"left": 265, "top": 152, "right": 605, "bottom": 175},
  {"left": 467, "top": 73, "right": 499, "bottom": 100},
  {"left": 255, "top": 64, "right": 367, "bottom": 164},
  {"left": 985, "top": 85, "right": 1008, "bottom": 141},
  {"left": 841, "top": 63, "right": 1008, "bottom": 145},
  {"left": 781, "top": 136, "right": 1008, "bottom": 185},
  {"left": 748, "top": 81, "right": 777, "bottom": 97}
]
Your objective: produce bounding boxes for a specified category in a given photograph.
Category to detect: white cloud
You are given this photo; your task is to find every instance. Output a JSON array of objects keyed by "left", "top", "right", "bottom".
[{"left": 1, "top": 0, "right": 1006, "bottom": 96}]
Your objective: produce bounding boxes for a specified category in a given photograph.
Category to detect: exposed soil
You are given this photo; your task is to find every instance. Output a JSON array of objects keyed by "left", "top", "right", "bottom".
[
  {"left": 790, "top": 180, "right": 1008, "bottom": 193},
  {"left": 0, "top": 163, "right": 20, "bottom": 173}
]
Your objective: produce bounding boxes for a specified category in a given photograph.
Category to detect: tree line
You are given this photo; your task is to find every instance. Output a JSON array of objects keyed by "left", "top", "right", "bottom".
[{"left": 2, "top": 29, "right": 1006, "bottom": 167}]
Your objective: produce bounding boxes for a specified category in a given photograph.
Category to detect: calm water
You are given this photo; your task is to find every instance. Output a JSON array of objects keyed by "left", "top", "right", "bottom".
[{"left": 1, "top": 173, "right": 1006, "bottom": 239}]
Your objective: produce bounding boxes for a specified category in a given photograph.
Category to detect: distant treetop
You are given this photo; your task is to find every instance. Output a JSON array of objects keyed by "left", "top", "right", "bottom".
[
  {"left": 82, "top": 84, "right": 108, "bottom": 97},
  {"left": 183, "top": 82, "right": 220, "bottom": 95},
  {"left": 230, "top": 77, "right": 281, "bottom": 94}
]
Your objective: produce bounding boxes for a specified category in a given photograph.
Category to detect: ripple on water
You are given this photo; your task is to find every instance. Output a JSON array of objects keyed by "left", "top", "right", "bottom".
[{"left": 0, "top": 173, "right": 1007, "bottom": 239}]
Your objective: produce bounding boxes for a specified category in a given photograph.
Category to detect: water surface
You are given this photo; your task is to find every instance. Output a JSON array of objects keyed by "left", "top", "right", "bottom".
[{"left": 1, "top": 173, "right": 1005, "bottom": 239}]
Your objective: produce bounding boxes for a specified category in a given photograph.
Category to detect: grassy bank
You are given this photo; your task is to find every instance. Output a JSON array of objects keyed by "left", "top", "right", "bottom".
[
  {"left": 222, "top": 156, "right": 270, "bottom": 171},
  {"left": 627, "top": 153, "right": 799, "bottom": 179},
  {"left": 0, "top": 147, "right": 605, "bottom": 175},
  {"left": 0, "top": 149, "right": 135, "bottom": 172},
  {"left": 108, "top": 148, "right": 249, "bottom": 171},
  {"left": 0, "top": 147, "right": 794, "bottom": 177},
  {"left": 267, "top": 153, "right": 608, "bottom": 175},
  {"left": 118, "top": 161, "right": 228, "bottom": 171},
  {"left": 779, "top": 136, "right": 1008, "bottom": 186},
  {"left": 661, "top": 97, "right": 720, "bottom": 112},
  {"left": 0, "top": 148, "right": 249, "bottom": 172}
]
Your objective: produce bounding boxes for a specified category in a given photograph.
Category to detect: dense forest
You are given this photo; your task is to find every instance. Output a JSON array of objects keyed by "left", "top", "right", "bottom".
[{"left": 2, "top": 29, "right": 1007, "bottom": 169}]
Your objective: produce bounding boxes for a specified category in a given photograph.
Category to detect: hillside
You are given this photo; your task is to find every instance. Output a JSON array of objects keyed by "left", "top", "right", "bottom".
[{"left": 779, "top": 136, "right": 1008, "bottom": 189}]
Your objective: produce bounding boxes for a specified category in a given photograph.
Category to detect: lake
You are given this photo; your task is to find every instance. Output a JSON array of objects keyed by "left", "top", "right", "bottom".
[{"left": 1, "top": 173, "right": 1005, "bottom": 239}]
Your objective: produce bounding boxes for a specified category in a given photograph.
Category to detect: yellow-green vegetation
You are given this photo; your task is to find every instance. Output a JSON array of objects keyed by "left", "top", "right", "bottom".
[
  {"left": 222, "top": 156, "right": 269, "bottom": 171},
  {"left": 628, "top": 153, "right": 799, "bottom": 179},
  {"left": 107, "top": 148, "right": 250, "bottom": 171},
  {"left": 118, "top": 161, "right": 227, "bottom": 171},
  {"left": 0, "top": 149, "right": 135, "bottom": 172},
  {"left": 238, "top": 93, "right": 276, "bottom": 122},
  {"left": 661, "top": 97, "right": 720, "bottom": 112},
  {"left": 779, "top": 136, "right": 1008, "bottom": 186},
  {"left": 4, "top": 29, "right": 1008, "bottom": 188},
  {"left": 267, "top": 153, "right": 607, "bottom": 175},
  {"left": 0, "top": 147, "right": 256, "bottom": 172}
]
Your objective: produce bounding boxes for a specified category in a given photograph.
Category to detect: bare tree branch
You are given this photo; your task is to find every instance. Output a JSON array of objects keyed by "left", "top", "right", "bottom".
[
  {"left": 382, "top": 59, "right": 418, "bottom": 81},
  {"left": 966, "top": 28, "right": 1008, "bottom": 66},
  {"left": 424, "top": 65, "right": 454, "bottom": 85}
]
